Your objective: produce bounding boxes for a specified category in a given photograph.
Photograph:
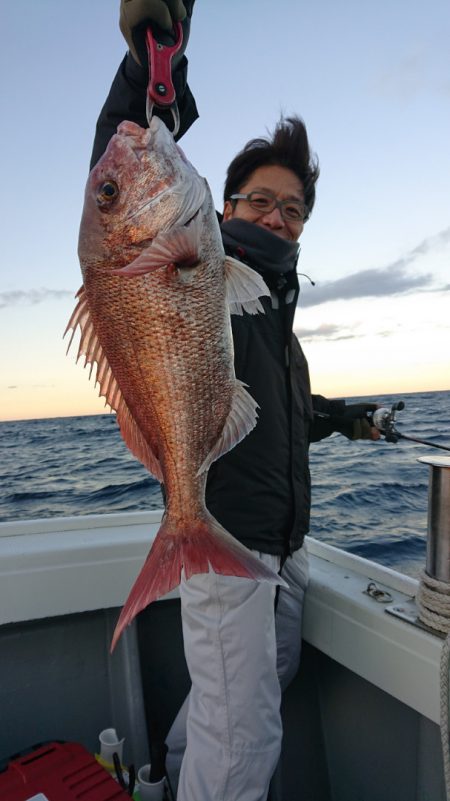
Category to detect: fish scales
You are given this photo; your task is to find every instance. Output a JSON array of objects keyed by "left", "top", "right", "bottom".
[
  {"left": 67, "top": 117, "right": 283, "bottom": 649},
  {"left": 86, "top": 272, "right": 233, "bottom": 497}
]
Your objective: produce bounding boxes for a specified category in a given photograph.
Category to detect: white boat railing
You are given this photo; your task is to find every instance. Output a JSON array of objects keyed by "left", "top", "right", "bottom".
[{"left": 0, "top": 510, "right": 443, "bottom": 729}]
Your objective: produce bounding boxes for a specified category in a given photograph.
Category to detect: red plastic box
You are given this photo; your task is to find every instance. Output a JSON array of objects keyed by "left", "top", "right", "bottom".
[{"left": 0, "top": 741, "right": 131, "bottom": 801}]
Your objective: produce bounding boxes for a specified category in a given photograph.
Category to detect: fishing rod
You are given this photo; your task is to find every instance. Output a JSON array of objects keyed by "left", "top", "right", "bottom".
[{"left": 371, "top": 401, "right": 450, "bottom": 452}]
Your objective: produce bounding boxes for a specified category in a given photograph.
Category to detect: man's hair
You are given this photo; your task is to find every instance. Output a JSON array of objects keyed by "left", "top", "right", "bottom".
[{"left": 223, "top": 116, "right": 319, "bottom": 219}]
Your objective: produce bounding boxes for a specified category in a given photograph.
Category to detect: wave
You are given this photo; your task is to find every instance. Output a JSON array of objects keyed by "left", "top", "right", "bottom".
[
  {"left": 346, "top": 533, "right": 426, "bottom": 563},
  {"left": 325, "top": 480, "right": 428, "bottom": 511}
]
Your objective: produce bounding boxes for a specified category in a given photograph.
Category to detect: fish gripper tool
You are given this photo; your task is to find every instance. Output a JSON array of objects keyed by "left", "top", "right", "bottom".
[{"left": 145, "top": 21, "right": 183, "bottom": 136}]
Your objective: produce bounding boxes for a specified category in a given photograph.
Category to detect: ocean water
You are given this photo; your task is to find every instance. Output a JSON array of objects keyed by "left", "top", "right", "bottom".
[{"left": 1, "top": 390, "right": 449, "bottom": 578}]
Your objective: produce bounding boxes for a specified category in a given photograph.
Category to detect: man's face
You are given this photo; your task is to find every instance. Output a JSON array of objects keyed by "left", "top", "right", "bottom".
[{"left": 222, "top": 164, "right": 305, "bottom": 242}]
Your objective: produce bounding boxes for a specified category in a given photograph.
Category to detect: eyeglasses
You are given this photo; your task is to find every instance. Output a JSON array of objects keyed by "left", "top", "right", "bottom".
[{"left": 228, "top": 191, "right": 309, "bottom": 223}]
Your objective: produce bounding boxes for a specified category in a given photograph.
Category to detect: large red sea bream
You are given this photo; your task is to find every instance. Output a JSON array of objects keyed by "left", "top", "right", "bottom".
[{"left": 66, "top": 118, "right": 281, "bottom": 649}]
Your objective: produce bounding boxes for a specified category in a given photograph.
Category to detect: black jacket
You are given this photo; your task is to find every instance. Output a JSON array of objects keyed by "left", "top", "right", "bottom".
[
  {"left": 91, "top": 52, "right": 346, "bottom": 556},
  {"left": 206, "top": 248, "right": 344, "bottom": 556}
]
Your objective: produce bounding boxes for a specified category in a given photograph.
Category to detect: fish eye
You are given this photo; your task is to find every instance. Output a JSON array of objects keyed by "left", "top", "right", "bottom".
[{"left": 96, "top": 180, "right": 119, "bottom": 207}]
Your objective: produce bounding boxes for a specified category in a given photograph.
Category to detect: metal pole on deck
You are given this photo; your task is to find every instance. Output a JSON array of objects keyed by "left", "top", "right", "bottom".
[{"left": 418, "top": 456, "right": 450, "bottom": 583}]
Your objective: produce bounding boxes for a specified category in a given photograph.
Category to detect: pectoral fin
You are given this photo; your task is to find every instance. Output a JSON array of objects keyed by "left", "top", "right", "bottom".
[
  {"left": 64, "top": 287, "right": 163, "bottom": 482},
  {"left": 114, "top": 212, "right": 202, "bottom": 276}
]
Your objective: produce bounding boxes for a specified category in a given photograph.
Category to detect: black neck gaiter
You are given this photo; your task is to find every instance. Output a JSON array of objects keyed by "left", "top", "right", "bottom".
[{"left": 220, "top": 219, "right": 299, "bottom": 277}]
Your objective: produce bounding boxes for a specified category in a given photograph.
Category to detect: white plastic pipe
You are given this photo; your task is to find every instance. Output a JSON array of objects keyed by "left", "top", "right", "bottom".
[
  {"left": 98, "top": 727, "right": 125, "bottom": 765},
  {"left": 137, "top": 764, "right": 166, "bottom": 801}
]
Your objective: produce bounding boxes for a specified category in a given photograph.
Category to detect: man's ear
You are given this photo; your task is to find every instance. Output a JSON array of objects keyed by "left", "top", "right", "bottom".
[{"left": 222, "top": 200, "right": 234, "bottom": 222}]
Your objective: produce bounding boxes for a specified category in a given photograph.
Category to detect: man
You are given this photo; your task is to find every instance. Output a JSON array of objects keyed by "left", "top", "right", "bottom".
[{"left": 91, "top": 3, "right": 380, "bottom": 799}]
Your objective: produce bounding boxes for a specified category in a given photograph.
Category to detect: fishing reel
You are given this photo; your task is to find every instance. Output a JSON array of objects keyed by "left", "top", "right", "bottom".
[
  {"left": 371, "top": 401, "right": 405, "bottom": 443},
  {"left": 371, "top": 401, "right": 450, "bottom": 452}
]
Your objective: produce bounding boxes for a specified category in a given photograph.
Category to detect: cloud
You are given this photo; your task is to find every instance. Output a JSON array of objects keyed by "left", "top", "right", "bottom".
[
  {"left": 371, "top": 44, "right": 450, "bottom": 100},
  {"left": 3, "top": 383, "right": 55, "bottom": 391},
  {"left": 295, "top": 322, "right": 367, "bottom": 343},
  {"left": 410, "top": 227, "right": 450, "bottom": 257},
  {"left": 295, "top": 323, "right": 342, "bottom": 341},
  {"left": 2, "top": 228, "right": 448, "bottom": 313},
  {"left": 372, "top": 48, "right": 427, "bottom": 99},
  {"left": 299, "top": 265, "right": 431, "bottom": 308},
  {"left": 299, "top": 227, "right": 449, "bottom": 308},
  {"left": 294, "top": 324, "right": 382, "bottom": 342},
  {"left": 0, "top": 288, "right": 74, "bottom": 309}
]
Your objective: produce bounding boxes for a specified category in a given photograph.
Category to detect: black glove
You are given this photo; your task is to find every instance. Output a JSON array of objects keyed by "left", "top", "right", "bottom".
[
  {"left": 331, "top": 403, "right": 379, "bottom": 441},
  {"left": 119, "top": 0, "right": 194, "bottom": 66}
]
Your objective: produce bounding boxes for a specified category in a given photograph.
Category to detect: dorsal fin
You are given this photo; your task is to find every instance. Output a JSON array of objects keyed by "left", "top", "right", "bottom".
[
  {"left": 65, "top": 287, "right": 163, "bottom": 482},
  {"left": 197, "top": 380, "right": 259, "bottom": 475},
  {"left": 224, "top": 256, "right": 270, "bottom": 315}
]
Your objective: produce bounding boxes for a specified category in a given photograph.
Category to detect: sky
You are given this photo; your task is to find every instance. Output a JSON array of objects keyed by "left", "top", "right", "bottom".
[{"left": 0, "top": 0, "right": 449, "bottom": 422}]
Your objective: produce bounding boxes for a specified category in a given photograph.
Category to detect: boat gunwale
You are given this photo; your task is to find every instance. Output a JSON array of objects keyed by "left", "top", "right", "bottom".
[{"left": 0, "top": 510, "right": 441, "bottom": 724}]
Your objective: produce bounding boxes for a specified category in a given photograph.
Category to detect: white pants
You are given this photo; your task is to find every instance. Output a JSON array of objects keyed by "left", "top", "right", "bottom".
[{"left": 166, "top": 546, "right": 309, "bottom": 801}]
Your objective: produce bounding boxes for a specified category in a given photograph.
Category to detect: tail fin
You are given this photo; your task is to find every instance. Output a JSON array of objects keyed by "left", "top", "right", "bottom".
[{"left": 111, "top": 511, "right": 284, "bottom": 651}]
